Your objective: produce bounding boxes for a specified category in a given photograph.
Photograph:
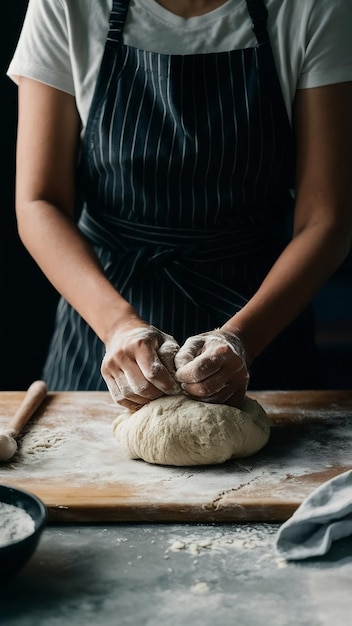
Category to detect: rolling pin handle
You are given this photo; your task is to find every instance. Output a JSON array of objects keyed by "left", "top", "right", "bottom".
[{"left": 8, "top": 380, "right": 48, "bottom": 435}]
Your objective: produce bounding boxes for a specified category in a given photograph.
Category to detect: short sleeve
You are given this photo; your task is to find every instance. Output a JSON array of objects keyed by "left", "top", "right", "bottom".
[
  {"left": 298, "top": 0, "right": 352, "bottom": 89},
  {"left": 7, "top": 0, "right": 75, "bottom": 96}
]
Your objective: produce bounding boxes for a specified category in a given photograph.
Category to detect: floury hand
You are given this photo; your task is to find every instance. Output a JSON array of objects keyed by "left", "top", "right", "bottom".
[
  {"left": 175, "top": 329, "right": 249, "bottom": 408},
  {"left": 102, "top": 324, "right": 181, "bottom": 411}
]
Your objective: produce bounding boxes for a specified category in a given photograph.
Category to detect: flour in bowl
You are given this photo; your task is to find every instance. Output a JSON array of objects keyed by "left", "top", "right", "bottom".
[{"left": 0, "top": 502, "right": 35, "bottom": 547}]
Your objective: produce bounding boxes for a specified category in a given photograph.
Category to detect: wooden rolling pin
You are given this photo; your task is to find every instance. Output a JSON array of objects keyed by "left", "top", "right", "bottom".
[{"left": 0, "top": 380, "right": 48, "bottom": 462}]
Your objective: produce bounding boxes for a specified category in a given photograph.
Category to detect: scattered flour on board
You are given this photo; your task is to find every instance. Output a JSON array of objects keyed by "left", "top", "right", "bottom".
[
  {"left": 0, "top": 502, "right": 35, "bottom": 547},
  {"left": 166, "top": 525, "right": 277, "bottom": 557},
  {"left": 19, "top": 429, "right": 66, "bottom": 456}
]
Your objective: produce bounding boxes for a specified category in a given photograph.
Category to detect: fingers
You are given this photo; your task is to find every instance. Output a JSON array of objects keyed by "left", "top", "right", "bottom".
[
  {"left": 177, "top": 357, "right": 248, "bottom": 404},
  {"left": 103, "top": 366, "right": 162, "bottom": 406},
  {"left": 102, "top": 324, "right": 249, "bottom": 410},
  {"left": 101, "top": 325, "right": 180, "bottom": 407},
  {"left": 157, "top": 335, "right": 181, "bottom": 378},
  {"left": 175, "top": 329, "right": 249, "bottom": 407},
  {"left": 175, "top": 343, "right": 229, "bottom": 383},
  {"left": 174, "top": 335, "right": 207, "bottom": 369}
]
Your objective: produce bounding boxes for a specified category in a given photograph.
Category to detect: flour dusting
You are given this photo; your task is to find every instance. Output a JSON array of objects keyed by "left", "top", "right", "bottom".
[
  {"left": 0, "top": 391, "right": 350, "bottom": 518},
  {"left": 190, "top": 581, "right": 210, "bottom": 594},
  {"left": 166, "top": 525, "right": 277, "bottom": 556},
  {"left": 0, "top": 502, "right": 35, "bottom": 547}
]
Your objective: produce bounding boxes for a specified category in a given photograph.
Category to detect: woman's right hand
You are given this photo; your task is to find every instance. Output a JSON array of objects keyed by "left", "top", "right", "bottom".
[
  {"left": 15, "top": 78, "right": 180, "bottom": 411},
  {"left": 101, "top": 323, "right": 181, "bottom": 411}
]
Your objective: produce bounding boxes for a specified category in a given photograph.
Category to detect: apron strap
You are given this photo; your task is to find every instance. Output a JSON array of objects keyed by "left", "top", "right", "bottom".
[
  {"left": 78, "top": 206, "right": 288, "bottom": 319},
  {"left": 245, "top": 0, "right": 270, "bottom": 45},
  {"left": 78, "top": 206, "right": 288, "bottom": 261},
  {"left": 107, "top": 0, "right": 130, "bottom": 47}
]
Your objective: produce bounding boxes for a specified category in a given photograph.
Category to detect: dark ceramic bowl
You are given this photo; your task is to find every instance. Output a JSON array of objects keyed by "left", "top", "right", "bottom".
[{"left": 0, "top": 484, "right": 47, "bottom": 583}]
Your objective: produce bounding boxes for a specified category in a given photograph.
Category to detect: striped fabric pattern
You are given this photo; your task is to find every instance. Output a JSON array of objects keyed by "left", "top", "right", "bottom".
[
  {"left": 83, "top": 45, "right": 293, "bottom": 229},
  {"left": 43, "top": 0, "right": 310, "bottom": 392}
]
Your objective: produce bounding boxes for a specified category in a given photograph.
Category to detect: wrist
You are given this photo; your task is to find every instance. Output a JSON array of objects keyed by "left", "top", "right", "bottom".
[
  {"left": 220, "top": 319, "right": 257, "bottom": 366},
  {"left": 98, "top": 304, "right": 144, "bottom": 345},
  {"left": 213, "top": 328, "right": 247, "bottom": 363}
]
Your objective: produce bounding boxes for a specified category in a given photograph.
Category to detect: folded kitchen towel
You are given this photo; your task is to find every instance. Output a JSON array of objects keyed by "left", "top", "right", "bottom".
[{"left": 275, "top": 469, "right": 352, "bottom": 560}]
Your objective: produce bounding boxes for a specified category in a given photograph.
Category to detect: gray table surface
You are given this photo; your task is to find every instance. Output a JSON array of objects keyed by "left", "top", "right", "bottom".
[{"left": 1, "top": 522, "right": 351, "bottom": 626}]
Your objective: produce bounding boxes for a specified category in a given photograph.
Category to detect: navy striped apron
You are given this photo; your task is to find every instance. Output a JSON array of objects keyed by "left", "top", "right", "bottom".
[{"left": 42, "top": 0, "right": 320, "bottom": 391}]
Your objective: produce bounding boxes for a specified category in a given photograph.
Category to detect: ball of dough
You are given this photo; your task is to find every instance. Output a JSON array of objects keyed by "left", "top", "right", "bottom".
[{"left": 112, "top": 395, "right": 270, "bottom": 466}]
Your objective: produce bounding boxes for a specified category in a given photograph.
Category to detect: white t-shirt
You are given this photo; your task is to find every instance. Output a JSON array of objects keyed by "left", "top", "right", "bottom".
[{"left": 7, "top": 0, "right": 352, "bottom": 131}]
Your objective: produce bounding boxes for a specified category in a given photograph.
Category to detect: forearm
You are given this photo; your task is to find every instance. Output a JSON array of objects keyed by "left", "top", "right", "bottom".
[
  {"left": 222, "top": 220, "right": 352, "bottom": 364},
  {"left": 223, "top": 83, "right": 352, "bottom": 365},
  {"left": 15, "top": 79, "right": 141, "bottom": 344},
  {"left": 17, "top": 199, "right": 140, "bottom": 343}
]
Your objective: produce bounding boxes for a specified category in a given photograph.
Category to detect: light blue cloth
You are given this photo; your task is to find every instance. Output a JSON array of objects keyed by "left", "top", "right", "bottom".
[{"left": 275, "top": 469, "right": 352, "bottom": 560}]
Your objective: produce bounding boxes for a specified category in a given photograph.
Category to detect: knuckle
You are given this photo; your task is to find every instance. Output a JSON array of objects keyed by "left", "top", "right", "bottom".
[{"left": 144, "top": 359, "right": 164, "bottom": 381}]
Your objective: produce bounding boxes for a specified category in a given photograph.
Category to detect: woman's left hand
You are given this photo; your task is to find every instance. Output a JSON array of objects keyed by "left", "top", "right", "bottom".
[{"left": 174, "top": 329, "right": 249, "bottom": 407}]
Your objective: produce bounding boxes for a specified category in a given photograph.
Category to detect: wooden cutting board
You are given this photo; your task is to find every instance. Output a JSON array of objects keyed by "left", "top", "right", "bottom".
[{"left": 0, "top": 390, "right": 351, "bottom": 522}]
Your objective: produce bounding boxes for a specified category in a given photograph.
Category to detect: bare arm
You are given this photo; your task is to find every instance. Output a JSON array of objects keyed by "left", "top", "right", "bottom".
[
  {"left": 177, "top": 83, "right": 352, "bottom": 403},
  {"left": 16, "top": 79, "right": 136, "bottom": 340},
  {"left": 16, "top": 78, "right": 179, "bottom": 404},
  {"left": 225, "top": 83, "right": 352, "bottom": 362}
]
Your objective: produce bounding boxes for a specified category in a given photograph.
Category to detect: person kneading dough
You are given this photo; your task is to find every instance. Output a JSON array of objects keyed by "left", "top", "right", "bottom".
[
  {"left": 112, "top": 395, "right": 270, "bottom": 467},
  {"left": 9, "top": 0, "right": 352, "bottom": 407}
]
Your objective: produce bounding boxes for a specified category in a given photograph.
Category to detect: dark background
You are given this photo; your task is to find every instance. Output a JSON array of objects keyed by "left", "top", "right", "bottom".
[
  {"left": 1, "top": 0, "right": 59, "bottom": 389},
  {"left": 1, "top": 1, "right": 351, "bottom": 390}
]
